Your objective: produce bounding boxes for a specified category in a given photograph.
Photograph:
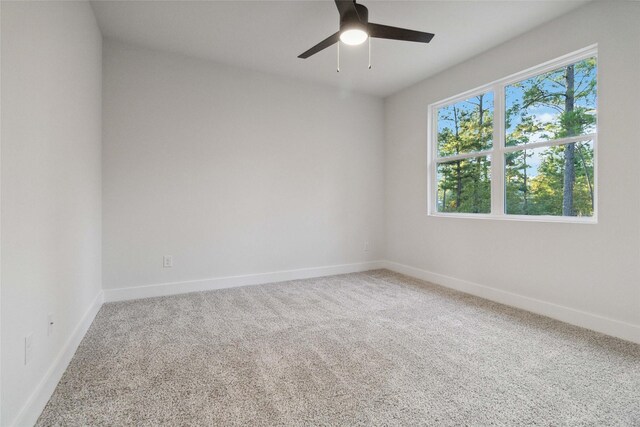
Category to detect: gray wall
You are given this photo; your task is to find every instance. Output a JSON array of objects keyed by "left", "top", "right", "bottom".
[
  {"left": 102, "top": 40, "right": 385, "bottom": 292},
  {"left": 1, "top": 2, "right": 103, "bottom": 425},
  {"left": 384, "top": 1, "right": 640, "bottom": 338}
]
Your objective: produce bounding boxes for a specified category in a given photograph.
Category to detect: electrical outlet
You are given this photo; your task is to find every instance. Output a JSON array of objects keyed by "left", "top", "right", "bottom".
[
  {"left": 364, "top": 241, "right": 370, "bottom": 252},
  {"left": 25, "top": 334, "right": 33, "bottom": 365},
  {"left": 48, "top": 313, "right": 54, "bottom": 336},
  {"left": 163, "top": 255, "right": 173, "bottom": 268}
]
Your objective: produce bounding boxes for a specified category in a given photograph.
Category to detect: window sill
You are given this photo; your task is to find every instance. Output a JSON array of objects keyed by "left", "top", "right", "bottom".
[{"left": 428, "top": 212, "right": 597, "bottom": 224}]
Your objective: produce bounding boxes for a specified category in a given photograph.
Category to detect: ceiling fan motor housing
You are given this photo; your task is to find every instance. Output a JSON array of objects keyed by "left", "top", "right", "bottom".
[{"left": 340, "top": 3, "right": 368, "bottom": 34}]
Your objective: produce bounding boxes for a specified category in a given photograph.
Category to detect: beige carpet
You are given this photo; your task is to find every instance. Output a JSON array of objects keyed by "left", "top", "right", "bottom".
[{"left": 37, "top": 270, "right": 640, "bottom": 426}]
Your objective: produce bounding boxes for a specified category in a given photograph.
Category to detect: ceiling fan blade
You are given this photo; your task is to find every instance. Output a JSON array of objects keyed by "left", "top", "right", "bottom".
[
  {"left": 368, "top": 23, "right": 434, "bottom": 43},
  {"left": 334, "top": 0, "right": 358, "bottom": 18},
  {"left": 298, "top": 32, "right": 340, "bottom": 59}
]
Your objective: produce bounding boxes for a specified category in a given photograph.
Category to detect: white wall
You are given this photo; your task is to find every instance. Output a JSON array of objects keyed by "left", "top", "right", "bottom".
[
  {"left": 102, "top": 40, "right": 384, "bottom": 294},
  {"left": 384, "top": 1, "right": 640, "bottom": 341},
  {"left": 1, "top": 2, "right": 103, "bottom": 425}
]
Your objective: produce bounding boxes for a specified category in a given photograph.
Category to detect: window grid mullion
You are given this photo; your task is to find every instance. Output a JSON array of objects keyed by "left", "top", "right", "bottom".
[
  {"left": 492, "top": 84, "right": 505, "bottom": 216},
  {"left": 502, "top": 134, "right": 596, "bottom": 154},
  {"left": 435, "top": 151, "right": 491, "bottom": 163},
  {"left": 428, "top": 107, "right": 437, "bottom": 214}
]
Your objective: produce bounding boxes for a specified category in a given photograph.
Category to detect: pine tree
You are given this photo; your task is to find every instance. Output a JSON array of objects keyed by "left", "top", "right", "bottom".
[{"left": 509, "top": 57, "right": 596, "bottom": 216}]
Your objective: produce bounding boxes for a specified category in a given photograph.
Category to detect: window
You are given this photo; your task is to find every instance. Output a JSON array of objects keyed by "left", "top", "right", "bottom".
[
  {"left": 436, "top": 93, "right": 493, "bottom": 214},
  {"left": 428, "top": 46, "right": 597, "bottom": 222}
]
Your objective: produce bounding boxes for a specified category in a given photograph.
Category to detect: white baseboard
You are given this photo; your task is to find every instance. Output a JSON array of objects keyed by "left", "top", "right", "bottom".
[
  {"left": 382, "top": 260, "right": 640, "bottom": 344},
  {"left": 11, "top": 290, "right": 104, "bottom": 427},
  {"left": 103, "top": 260, "right": 386, "bottom": 303},
  {"left": 11, "top": 259, "right": 637, "bottom": 427},
  {"left": 11, "top": 261, "right": 384, "bottom": 426}
]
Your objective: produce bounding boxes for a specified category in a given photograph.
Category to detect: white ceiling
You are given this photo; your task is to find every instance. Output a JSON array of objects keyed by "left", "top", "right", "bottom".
[{"left": 91, "top": 0, "right": 588, "bottom": 97}]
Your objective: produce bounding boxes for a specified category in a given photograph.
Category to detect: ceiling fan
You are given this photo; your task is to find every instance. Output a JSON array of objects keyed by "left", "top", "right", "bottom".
[{"left": 298, "top": 0, "right": 434, "bottom": 61}]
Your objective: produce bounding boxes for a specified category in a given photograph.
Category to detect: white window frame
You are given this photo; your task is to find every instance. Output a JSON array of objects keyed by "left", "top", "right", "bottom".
[{"left": 427, "top": 44, "right": 598, "bottom": 224}]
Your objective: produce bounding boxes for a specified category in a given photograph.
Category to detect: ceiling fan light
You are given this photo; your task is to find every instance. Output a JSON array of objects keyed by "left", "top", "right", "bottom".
[{"left": 340, "top": 29, "right": 368, "bottom": 45}]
